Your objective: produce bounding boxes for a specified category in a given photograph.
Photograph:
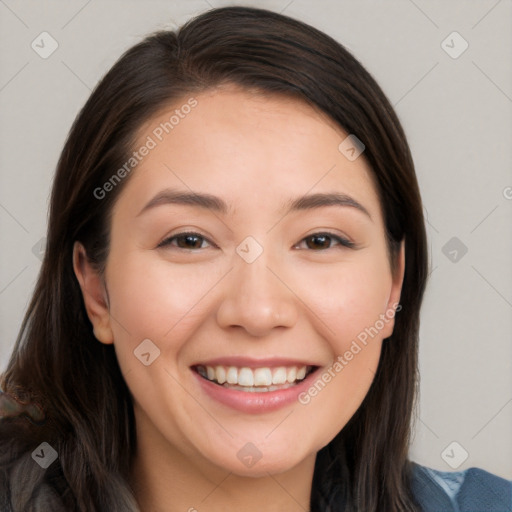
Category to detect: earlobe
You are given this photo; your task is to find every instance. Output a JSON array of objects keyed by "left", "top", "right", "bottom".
[{"left": 72, "top": 241, "right": 114, "bottom": 345}]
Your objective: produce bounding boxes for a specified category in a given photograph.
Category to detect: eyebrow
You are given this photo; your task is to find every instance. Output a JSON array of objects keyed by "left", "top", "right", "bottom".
[{"left": 137, "top": 188, "right": 372, "bottom": 220}]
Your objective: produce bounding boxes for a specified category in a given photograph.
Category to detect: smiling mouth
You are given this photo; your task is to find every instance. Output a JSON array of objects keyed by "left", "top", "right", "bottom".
[{"left": 192, "top": 364, "right": 317, "bottom": 392}]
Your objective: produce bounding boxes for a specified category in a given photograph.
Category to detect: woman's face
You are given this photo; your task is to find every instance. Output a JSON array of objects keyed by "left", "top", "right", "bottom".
[{"left": 76, "top": 85, "right": 404, "bottom": 477}]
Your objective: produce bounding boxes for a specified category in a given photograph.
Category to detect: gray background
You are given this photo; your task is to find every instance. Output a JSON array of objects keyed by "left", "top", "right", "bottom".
[{"left": 1, "top": 0, "right": 511, "bottom": 479}]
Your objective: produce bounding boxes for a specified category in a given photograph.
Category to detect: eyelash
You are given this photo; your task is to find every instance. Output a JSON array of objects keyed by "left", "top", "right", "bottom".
[{"left": 157, "top": 231, "right": 356, "bottom": 251}]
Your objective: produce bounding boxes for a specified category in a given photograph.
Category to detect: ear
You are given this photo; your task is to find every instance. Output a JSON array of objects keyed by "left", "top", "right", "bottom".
[
  {"left": 381, "top": 239, "right": 406, "bottom": 339},
  {"left": 72, "top": 241, "right": 114, "bottom": 345}
]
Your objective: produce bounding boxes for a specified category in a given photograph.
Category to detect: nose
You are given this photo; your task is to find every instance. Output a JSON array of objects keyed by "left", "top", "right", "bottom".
[{"left": 215, "top": 248, "right": 299, "bottom": 337}]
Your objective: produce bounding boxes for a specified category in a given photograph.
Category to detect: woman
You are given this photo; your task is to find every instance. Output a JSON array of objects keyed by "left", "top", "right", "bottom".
[{"left": 0, "top": 6, "right": 510, "bottom": 511}]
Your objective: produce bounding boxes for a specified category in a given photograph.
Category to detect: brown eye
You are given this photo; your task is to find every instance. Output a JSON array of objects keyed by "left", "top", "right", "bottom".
[
  {"left": 158, "top": 232, "right": 211, "bottom": 250},
  {"left": 306, "top": 234, "right": 331, "bottom": 250},
  {"left": 296, "top": 232, "right": 355, "bottom": 251}
]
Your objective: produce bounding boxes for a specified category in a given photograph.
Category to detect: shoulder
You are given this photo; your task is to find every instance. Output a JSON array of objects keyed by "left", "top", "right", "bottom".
[
  {"left": 0, "top": 398, "right": 68, "bottom": 511},
  {"left": 409, "top": 461, "right": 512, "bottom": 512}
]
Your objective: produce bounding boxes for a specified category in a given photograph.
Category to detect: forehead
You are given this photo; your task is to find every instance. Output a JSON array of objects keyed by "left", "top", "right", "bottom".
[{"left": 118, "top": 85, "right": 383, "bottom": 223}]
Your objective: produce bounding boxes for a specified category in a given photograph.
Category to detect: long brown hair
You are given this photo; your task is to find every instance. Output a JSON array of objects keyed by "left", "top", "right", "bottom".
[{"left": 0, "top": 6, "right": 428, "bottom": 511}]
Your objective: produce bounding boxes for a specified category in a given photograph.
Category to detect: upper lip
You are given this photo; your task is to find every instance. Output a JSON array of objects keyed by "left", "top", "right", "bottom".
[{"left": 191, "top": 356, "right": 320, "bottom": 369}]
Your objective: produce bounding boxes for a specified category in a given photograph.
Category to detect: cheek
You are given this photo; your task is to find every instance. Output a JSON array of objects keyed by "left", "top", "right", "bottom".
[
  {"left": 295, "top": 258, "right": 391, "bottom": 439},
  {"left": 297, "top": 254, "right": 392, "bottom": 435},
  {"left": 296, "top": 253, "right": 393, "bottom": 349},
  {"left": 105, "top": 252, "right": 221, "bottom": 353}
]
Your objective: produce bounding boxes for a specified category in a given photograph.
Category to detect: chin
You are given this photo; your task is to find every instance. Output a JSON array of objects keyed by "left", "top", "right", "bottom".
[{"left": 207, "top": 444, "right": 309, "bottom": 478}]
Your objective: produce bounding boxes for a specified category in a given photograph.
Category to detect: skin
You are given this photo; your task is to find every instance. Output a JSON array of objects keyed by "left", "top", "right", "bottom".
[{"left": 73, "top": 84, "right": 405, "bottom": 512}]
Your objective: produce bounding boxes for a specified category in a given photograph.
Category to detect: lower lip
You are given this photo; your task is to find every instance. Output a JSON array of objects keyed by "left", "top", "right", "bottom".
[{"left": 191, "top": 367, "right": 319, "bottom": 414}]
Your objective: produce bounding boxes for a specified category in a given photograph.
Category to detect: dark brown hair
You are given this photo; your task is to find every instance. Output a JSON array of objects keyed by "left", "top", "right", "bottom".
[{"left": 0, "top": 6, "right": 428, "bottom": 511}]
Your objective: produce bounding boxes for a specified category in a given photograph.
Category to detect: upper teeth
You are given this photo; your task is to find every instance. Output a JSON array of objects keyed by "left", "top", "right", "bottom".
[{"left": 197, "top": 365, "right": 308, "bottom": 386}]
